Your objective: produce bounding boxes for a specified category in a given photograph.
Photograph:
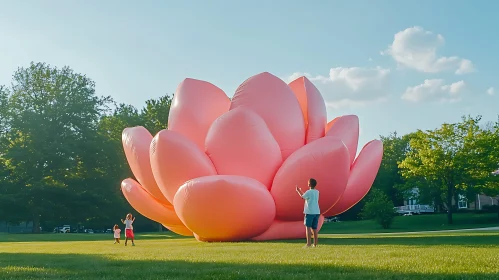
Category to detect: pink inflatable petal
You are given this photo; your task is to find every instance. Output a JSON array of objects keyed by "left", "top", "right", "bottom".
[
  {"left": 326, "top": 117, "right": 340, "bottom": 133},
  {"left": 122, "top": 127, "right": 171, "bottom": 206},
  {"left": 325, "top": 115, "right": 360, "bottom": 165},
  {"left": 205, "top": 107, "right": 282, "bottom": 189},
  {"left": 162, "top": 224, "right": 193, "bottom": 236},
  {"left": 173, "top": 175, "right": 275, "bottom": 241},
  {"left": 150, "top": 129, "right": 217, "bottom": 203},
  {"left": 230, "top": 72, "right": 305, "bottom": 160},
  {"left": 121, "top": 178, "right": 192, "bottom": 236},
  {"left": 323, "top": 140, "right": 383, "bottom": 217},
  {"left": 168, "top": 78, "right": 231, "bottom": 151},
  {"left": 288, "top": 76, "right": 327, "bottom": 144},
  {"left": 251, "top": 216, "right": 325, "bottom": 241},
  {"left": 270, "top": 137, "right": 350, "bottom": 221}
]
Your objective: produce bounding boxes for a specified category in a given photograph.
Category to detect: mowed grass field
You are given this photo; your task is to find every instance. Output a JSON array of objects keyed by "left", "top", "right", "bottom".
[{"left": 1, "top": 214, "right": 499, "bottom": 280}]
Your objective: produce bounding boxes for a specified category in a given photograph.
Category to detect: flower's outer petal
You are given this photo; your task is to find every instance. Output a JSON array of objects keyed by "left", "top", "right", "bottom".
[
  {"left": 250, "top": 216, "right": 325, "bottom": 241},
  {"left": 288, "top": 76, "right": 327, "bottom": 144},
  {"left": 168, "top": 78, "right": 231, "bottom": 151},
  {"left": 122, "top": 127, "right": 171, "bottom": 206},
  {"left": 230, "top": 72, "right": 305, "bottom": 160},
  {"left": 205, "top": 107, "right": 282, "bottom": 189},
  {"left": 150, "top": 129, "right": 217, "bottom": 203},
  {"left": 325, "top": 115, "right": 360, "bottom": 165},
  {"left": 270, "top": 137, "right": 350, "bottom": 221},
  {"left": 121, "top": 178, "right": 193, "bottom": 236},
  {"left": 173, "top": 175, "right": 275, "bottom": 242},
  {"left": 162, "top": 224, "right": 193, "bottom": 236},
  {"left": 326, "top": 117, "right": 340, "bottom": 133},
  {"left": 323, "top": 140, "right": 383, "bottom": 217}
]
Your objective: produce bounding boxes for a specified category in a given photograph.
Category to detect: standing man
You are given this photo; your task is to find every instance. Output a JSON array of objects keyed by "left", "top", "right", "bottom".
[{"left": 296, "top": 178, "right": 320, "bottom": 248}]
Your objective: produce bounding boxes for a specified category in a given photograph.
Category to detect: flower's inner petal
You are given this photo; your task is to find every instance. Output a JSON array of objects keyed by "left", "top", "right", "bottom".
[
  {"left": 288, "top": 76, "right": 327, "bottom": 144},
  {"left": 205, "top": 107, "right": 282, "bottom": 189},
  {"left": 325, "top": 115, "right": 360, "bottom": 165},
  {"left": 230, "top": 72, "right": 305, "bottom": 160},
  {"left": 150, "top": 129, "right": 217, "bottom": 204},
  {"left": 121, "top": 178, "right": 193, "bottom": 236},
  {"left": 122, "top": 126, "right": 171, "bottom": 206},
  {"left": 322, "top": 139, "right": 383, "bottom": 217},
  {"left": 168, "top": 78, "right": 230, "bottom": 152},
  {"left": 271, "top": 137, "right": 350, "bottom": 221},
  {"left": 173, "top": 175, "right": 275, "bottom": 242}
]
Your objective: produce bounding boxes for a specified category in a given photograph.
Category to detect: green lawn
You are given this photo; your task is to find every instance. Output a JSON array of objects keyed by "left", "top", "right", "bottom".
[
  {"left": 322, "top": 212, "right": 499, "bottom": 234},
  {"left": 1, "top": 217, "right": 499, "bottom": 279}
]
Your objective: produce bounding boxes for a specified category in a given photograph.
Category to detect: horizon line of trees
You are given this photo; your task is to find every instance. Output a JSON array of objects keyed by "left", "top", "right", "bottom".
[{"left": 0, "top": 62, "right": 498, "bottom": 232}]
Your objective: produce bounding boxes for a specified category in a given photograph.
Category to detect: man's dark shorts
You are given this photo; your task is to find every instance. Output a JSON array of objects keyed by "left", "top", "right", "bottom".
[{"left": 304, "top": 214, "right": 320, "bottom": 229}]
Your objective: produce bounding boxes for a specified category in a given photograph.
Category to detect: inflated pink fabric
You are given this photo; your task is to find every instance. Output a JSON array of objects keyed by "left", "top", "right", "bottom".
[
  {"left": 251, "top": 216, "right": 325, "bottom": 241},
  {"left": 325, "top": 115, "right": 360, "bottom": 165},
  {"left": 121, "top": 178, "right": 192, "bottom": 236},
  {"left": 173, "top": 175, "right": 275, "bottom": 242},
  {"left": 205, "top": 107, "right": 282, "bottom": 189},
  {"left": 167, "top": 78, "right": 230, "bottom": 151},
  {"left": 230, "top": 72, "right": 305, "bottom": 160},
  {"left": 288, "top": 76, "right": 327, "bottom": 144},
  {"left": 270, "top": 137, "right": 350, "bottom": 220},
  {"left": 150, "top": 129, "right": 217, "bottom": 203},
  {"left": 323, "top": 140, "right": 384, "bottom": 217},
  {"left": 120, "top": 72, "right": 384, "bottom": 242},
  {"left": 326, "top": 117, "right": 340, "bottom": 132},
  {"left": 122, "top": 127, "right": 171, "bottom": 206}
]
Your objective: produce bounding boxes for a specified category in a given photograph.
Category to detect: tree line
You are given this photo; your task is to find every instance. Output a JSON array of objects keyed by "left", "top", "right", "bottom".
[
  {"left": 0, "top": 62, "right": 498, "bottom": 233},
  {"left": 0, "top": 62, "right": 172, "bottom": 232},
  {"left": 352, "top": 116, "right": 499, "bottom": 225}
]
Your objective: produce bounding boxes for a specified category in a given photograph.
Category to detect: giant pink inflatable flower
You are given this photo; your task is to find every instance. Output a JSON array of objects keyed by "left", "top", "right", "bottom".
[{"left": 120, "top": 72, "right": 383, "bottom": 242}]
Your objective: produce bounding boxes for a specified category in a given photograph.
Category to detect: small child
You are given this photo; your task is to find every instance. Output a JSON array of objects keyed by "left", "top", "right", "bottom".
[
  {"left": 121, "top": 213, "right": 135, "bottom": 246},
  {"left": 113, "top": 224, "right": 121, "bottom": 244}
]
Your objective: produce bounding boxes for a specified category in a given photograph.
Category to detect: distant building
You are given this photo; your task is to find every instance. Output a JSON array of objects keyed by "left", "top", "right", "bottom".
[
  {"left": 395, "top": 168, "right": 499, "bottom": 213},
  {"left": 395, "top": 187, "right": 498, "bottom": 214}
]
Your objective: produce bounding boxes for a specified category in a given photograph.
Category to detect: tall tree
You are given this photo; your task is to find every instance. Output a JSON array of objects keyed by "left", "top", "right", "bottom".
[
  {"left": 399, "top": 115, "right": 497, "bottom": 224},
  {"left": 464, "top": 117, "right": 499, "bottom": 216},
  {"left": 371, "top": 131, "right": 410, "bottom": 205},
  {"left": 141, "top": 95, "right": 173, "bottom": 135},
  {"left": 1, "top": 62, "right": 112, "bottom": 232}
]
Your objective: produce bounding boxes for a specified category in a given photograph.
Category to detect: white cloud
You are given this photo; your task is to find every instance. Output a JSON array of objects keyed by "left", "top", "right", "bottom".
[
  {"left": 402, "top": 79, "right": 466, "bottom": 103},
  {"left": 487, "top": 87, "right": 495, "bottom": 96},
  {"left": 286, "top": 66, "right": 391, "bottom": 109},
  {"left": 382, "top": 26, "right": 475, "bottom": 75}
]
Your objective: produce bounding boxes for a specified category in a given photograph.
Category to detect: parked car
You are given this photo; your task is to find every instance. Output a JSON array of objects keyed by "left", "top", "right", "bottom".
[
  {"left": 53, "top": 225, "right": 71, "bottom": 233},
  {"left": 324, "top": 217, "right": 340, "bottom": 223}
]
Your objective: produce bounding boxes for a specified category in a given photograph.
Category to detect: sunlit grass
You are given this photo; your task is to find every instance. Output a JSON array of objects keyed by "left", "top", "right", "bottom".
[
  {"left": 322, "top": 212, "right": 499, "bottom": 234},
  {"left": 1, "top": 230, "right": 499, "bottom": 279}
]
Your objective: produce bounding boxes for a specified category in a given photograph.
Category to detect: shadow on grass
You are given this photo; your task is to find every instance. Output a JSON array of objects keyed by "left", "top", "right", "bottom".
[
  {"left": 0, "top": 252, "right": 497, "bottom": 280},
  {"left": 0, "top": 232, "right": 192, "bottom": 243}
]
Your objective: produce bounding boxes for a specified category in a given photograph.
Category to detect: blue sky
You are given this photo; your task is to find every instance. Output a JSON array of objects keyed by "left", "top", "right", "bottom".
[{"left": 1, "top": 0, "right": 498, "bottom": 151}]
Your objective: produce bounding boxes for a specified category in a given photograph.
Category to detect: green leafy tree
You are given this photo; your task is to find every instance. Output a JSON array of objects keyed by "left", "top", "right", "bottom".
[
  {"left": 361, "top": 189, "right": 396, "bottom": 229},
  {"left": 399, "top": 115, "right": 497, "bottom": 224},
  {"left": 141, "top": 95, "right": 173, "bottom": 135},
  {"left": 371, "top": 132, "right": 411, "bottom": 205},
  {"left": 0, "top": 62, "right": 112, "bottom": 232}
]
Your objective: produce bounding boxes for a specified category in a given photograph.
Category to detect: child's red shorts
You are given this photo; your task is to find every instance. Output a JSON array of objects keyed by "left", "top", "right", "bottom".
[{"left": 125, "top": 229, "right": 134, "bottom": 238}]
